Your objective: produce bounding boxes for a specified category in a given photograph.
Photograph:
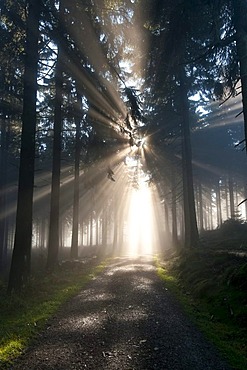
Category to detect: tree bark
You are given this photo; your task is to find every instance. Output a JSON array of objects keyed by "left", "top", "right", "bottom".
[
  {"left": 228, "top": 176, "right": 235, "bottom": 218},
  {"left": 89, "top": 212, "right": 93, "bottom": 247},
  {"left": 244, "top": 183, "right": 247, "bottom": 220},
  {"left": 216, "top": 180, "right": 222, "bottom": 226},
  {"left": 8, "top": 0, "right": 41, "bottom": 292},
  {"left": 198, "top": 182, "right": 204, "bottom": 232},
  {"left": 102, "top": 204, "right": 107, "bottom": 247},
  {"left": 224, "top": 179, "right": 229, "bottom": 219},
  {"left": 171, "top": 171, "right": 178, "bottom": 246},
  {"left": 71, "top": 91, "right": 82, "bottom": 259},
  {"left": 232, "top": 0, "right": 247, "bottom": 153},
  {"left": 179, "top": 66, "right": 199, "bottom": 248},
  {"left": 0, "top": 119, "right": 7, "bottom": 272},
  {"left": 46, "top": 47, "right": 63, "bottom": 270}
]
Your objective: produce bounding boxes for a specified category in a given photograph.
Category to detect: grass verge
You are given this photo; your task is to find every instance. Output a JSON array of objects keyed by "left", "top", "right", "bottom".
[
  {"left": 156, "top": 250, "right": 247, "bottom": 370},
  {"left": 0, "top": 258, "right": 107, "bottom": 368}
]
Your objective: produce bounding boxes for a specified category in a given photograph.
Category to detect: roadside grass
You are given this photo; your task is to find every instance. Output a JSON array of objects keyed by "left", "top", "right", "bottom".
[
  {"left": 156, "top": 249, "right": 247, "bottom": 370},
  {"left": 0, "top": 258, "right": 106, "bottom": 368}
]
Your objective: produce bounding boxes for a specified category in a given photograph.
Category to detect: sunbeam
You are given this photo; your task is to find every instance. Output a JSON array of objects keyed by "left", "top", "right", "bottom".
[
  {"left": 125, "top": 182, "right": 154, "bottom": 256},
  {"left": 118, "top": 145, "right": 165, "bottom": 257}
]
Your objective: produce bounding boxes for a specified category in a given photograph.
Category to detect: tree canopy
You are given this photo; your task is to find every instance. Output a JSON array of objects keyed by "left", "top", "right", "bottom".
[{"left": 0, "top": 0, "right": 247, "bottom": 290}]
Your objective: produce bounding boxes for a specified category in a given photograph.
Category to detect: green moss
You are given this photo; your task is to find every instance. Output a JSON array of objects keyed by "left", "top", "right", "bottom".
[
  {"left": 0, "top": 259, "right": 107, "bottom": 368},
  {"left": 0, "top": 339, "right": 24, "bottom": 363}
]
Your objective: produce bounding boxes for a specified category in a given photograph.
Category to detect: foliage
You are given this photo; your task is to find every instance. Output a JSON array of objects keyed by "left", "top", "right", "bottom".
[
  {"left": 219, "top": 217, "right": 247, "bottom": 237},
  {"left": 200, "top": 218, "right": 247, "bottom": 249},
  {"left": 1, "top": 0, "right": 247, "bottom": 290},
  {"left": 157, "top": 247, "right": 247, "bottom": 370}
]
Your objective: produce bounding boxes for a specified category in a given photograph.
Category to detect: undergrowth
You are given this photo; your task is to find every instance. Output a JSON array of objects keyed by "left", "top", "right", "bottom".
[
  {"left": 157, "top": 248, "right": 247, "bottom": 370},
  {"left": 0, "top": 258, "right": 106, "bottom": 368}
]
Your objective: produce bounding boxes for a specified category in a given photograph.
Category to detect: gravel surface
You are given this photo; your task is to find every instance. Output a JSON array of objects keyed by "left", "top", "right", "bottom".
[{"left": 9, "top": 257, "right": 232, "bottom": 370}]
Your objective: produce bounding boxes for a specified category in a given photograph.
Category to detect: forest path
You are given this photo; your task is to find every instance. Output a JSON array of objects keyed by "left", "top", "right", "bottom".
[{"left": 11, "top": 257, "right": 232, "bottom": 370}]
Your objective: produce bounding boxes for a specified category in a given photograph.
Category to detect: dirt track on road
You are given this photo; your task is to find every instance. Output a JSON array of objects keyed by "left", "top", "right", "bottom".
[{"left": 10, "top": 257, "right": 232, "bottom": 370}]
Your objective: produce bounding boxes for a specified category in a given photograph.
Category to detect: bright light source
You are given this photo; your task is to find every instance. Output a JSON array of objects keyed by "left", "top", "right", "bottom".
[
  {"left": 125, "top": 155, "right": 139, "bottom": 167},
  {"left": 125, "top": 182, "right": 154, "bottom": 256},
  {"left": 141, "top": 137, "right": 146, "bottom": 146},
  {"left": 135, "top": 137, "right": 146, "bottom": 147}
]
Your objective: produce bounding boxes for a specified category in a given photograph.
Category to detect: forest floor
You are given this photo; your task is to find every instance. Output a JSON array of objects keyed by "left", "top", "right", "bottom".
[
  {"left": 6, "top": 256, "right": 233, "bottom": 370},
  {"left": 158, "top": 246, "right": 247, "bottom": 370}
]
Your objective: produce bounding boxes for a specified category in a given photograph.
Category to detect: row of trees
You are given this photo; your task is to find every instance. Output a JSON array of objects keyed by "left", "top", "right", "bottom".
[
  {"left": 0, "top": 0, "right": 247, "bottom": 292},
  {"left": 141, "top": 0, "right": 247, "bottom": 246}
]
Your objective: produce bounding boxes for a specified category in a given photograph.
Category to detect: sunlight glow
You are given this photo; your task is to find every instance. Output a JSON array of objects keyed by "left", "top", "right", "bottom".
[
  {"left": 120, "top": 144, "right": 162, "bottom": 257},
  {"left": 125, "top": 180, "right": 155, "bottom": 257}
]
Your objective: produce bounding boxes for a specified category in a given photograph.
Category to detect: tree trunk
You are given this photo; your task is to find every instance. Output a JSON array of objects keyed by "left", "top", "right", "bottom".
[
  {"left": 40, "top": 217, "right": 46, "bottom": 250},
  {"left": 8, "top": 0, "right": 41, "bottom": 292},
  {"left": 216, "top": 180, "right": 222, "bottom": 226},
  {"left": 228, "top": 176, "right": 235, "bottom": 218},
  {"left": 163, "top": 201, "right": 170, "bottom": 236},
  {"left": 0, "top": 119, "right": 7, "bottom": 272},
  {"left": 198, "top": 182, "right": 204, "bottom": 232},
  {"left": 89, "top": 212, "right": 93, "bottom": 247},
  {"left": 112, "top": 195, "right": 119, "bottom": 255},
  {"left": 244, "top": 183, "right": 247, "bottom": 220},
  {"left": 113, "top": 217, "right": 118, "bottom": 254},
  {"left": 95, "top": 216, "right": 99, "bottom": 246},
  {"left": 171, "top": 171, "right": 178, "bottom": 246},
  {"left": 102, "top": 204, "right": 107, "bottom": 247},
  {"left": 233, "top": 0, "right": 247, "bottom": 152},
  {"left": 46, "top": 47, "right": 63, "bottom": 270},
  {"left": 80, "top": 218, "right": 84, "bottom": 247},
  {"left": 209, "top": 201, "right": 213, "bottom": 229},
  {"left": 225, "top": 180, "right": 229, "bottom": 219},
  {"left": 179, "top": 66, "right": 199, "bottom": 248},
  {"left": 71, "top": 91, "right": 82, "bottom": 259}
]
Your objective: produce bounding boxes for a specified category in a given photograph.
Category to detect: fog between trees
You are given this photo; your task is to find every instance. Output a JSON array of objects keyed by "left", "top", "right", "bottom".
[{"left": 0, "top": 0, "right": 247, "bottom": 292}]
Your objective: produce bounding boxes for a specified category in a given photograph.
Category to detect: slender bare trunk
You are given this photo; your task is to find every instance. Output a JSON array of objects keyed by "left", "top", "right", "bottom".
[
  {"left": 46, "top": 47, "right": 63, "bottom": 270},
  {"left": 71, "top": 91, "right": 82, "bottom": 259},
  {"left": 8, "top": 0, "right": 41, "bottom": 292},
  {"left": 179, "top": 66, "right": 199, "bottom": 248}
]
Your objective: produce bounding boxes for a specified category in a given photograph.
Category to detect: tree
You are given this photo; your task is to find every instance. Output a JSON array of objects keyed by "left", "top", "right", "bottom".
[
  {"left": 8, "top": 0, "right": 41, "bottom": 292},
  {"left": 0, "top": 119, "right": 8, "bottom": 271},
  {"left": 179, "top": 65, "right": 199, "bottom": 247},
  {"left": 142, "top": 0, "right": 201, "bottom": 248},
  {"left": 0, "top": 0, "right": 26, "bottom": 272},
  {"left": 232, "top": 0, "right": 247, "bottom": 152},
  {"left": 46, "top": 43, "right": 63, "bottom": 271},
  {"left": 70, "top": 89, "right": 82, "bottom": 259}
]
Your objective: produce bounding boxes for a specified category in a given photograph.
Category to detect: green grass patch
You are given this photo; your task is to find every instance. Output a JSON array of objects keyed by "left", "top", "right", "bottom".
[
  {"left": 156, "top": 250, "right": 247, "bottom": 370},
  {"left": 0, "top": 258, "right": 107, "bottom": 368}
]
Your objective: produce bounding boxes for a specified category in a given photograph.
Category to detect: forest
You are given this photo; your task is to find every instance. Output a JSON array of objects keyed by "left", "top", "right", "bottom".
[
  {"left": 0, "top": 0, "right": 247, "bottom": 293},
  {"left": 1, "top": 0, "right": 247, "bottom": 368}
]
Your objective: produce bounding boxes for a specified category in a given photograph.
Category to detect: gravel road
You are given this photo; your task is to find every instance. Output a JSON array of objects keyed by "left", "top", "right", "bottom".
[{"left": 9, "top": 257, "right": 232, "bottom": 370}]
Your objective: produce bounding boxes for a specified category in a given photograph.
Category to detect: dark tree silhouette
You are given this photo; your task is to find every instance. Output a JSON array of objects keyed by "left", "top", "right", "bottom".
[
  {"left": 46, "top": 45, "right": 63, "bottom": 271},
  {"left": 8, "top": 0, "right": 41, "bottom": 292},
  {"left": 71, "top": 89, "right": 82, "bottom": 259},
  {"left": 179, "top": 65, "right": 199, "bottom": 248},
  {"left": 232, "top": 0, "right": 247, "bottom": 152}
]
